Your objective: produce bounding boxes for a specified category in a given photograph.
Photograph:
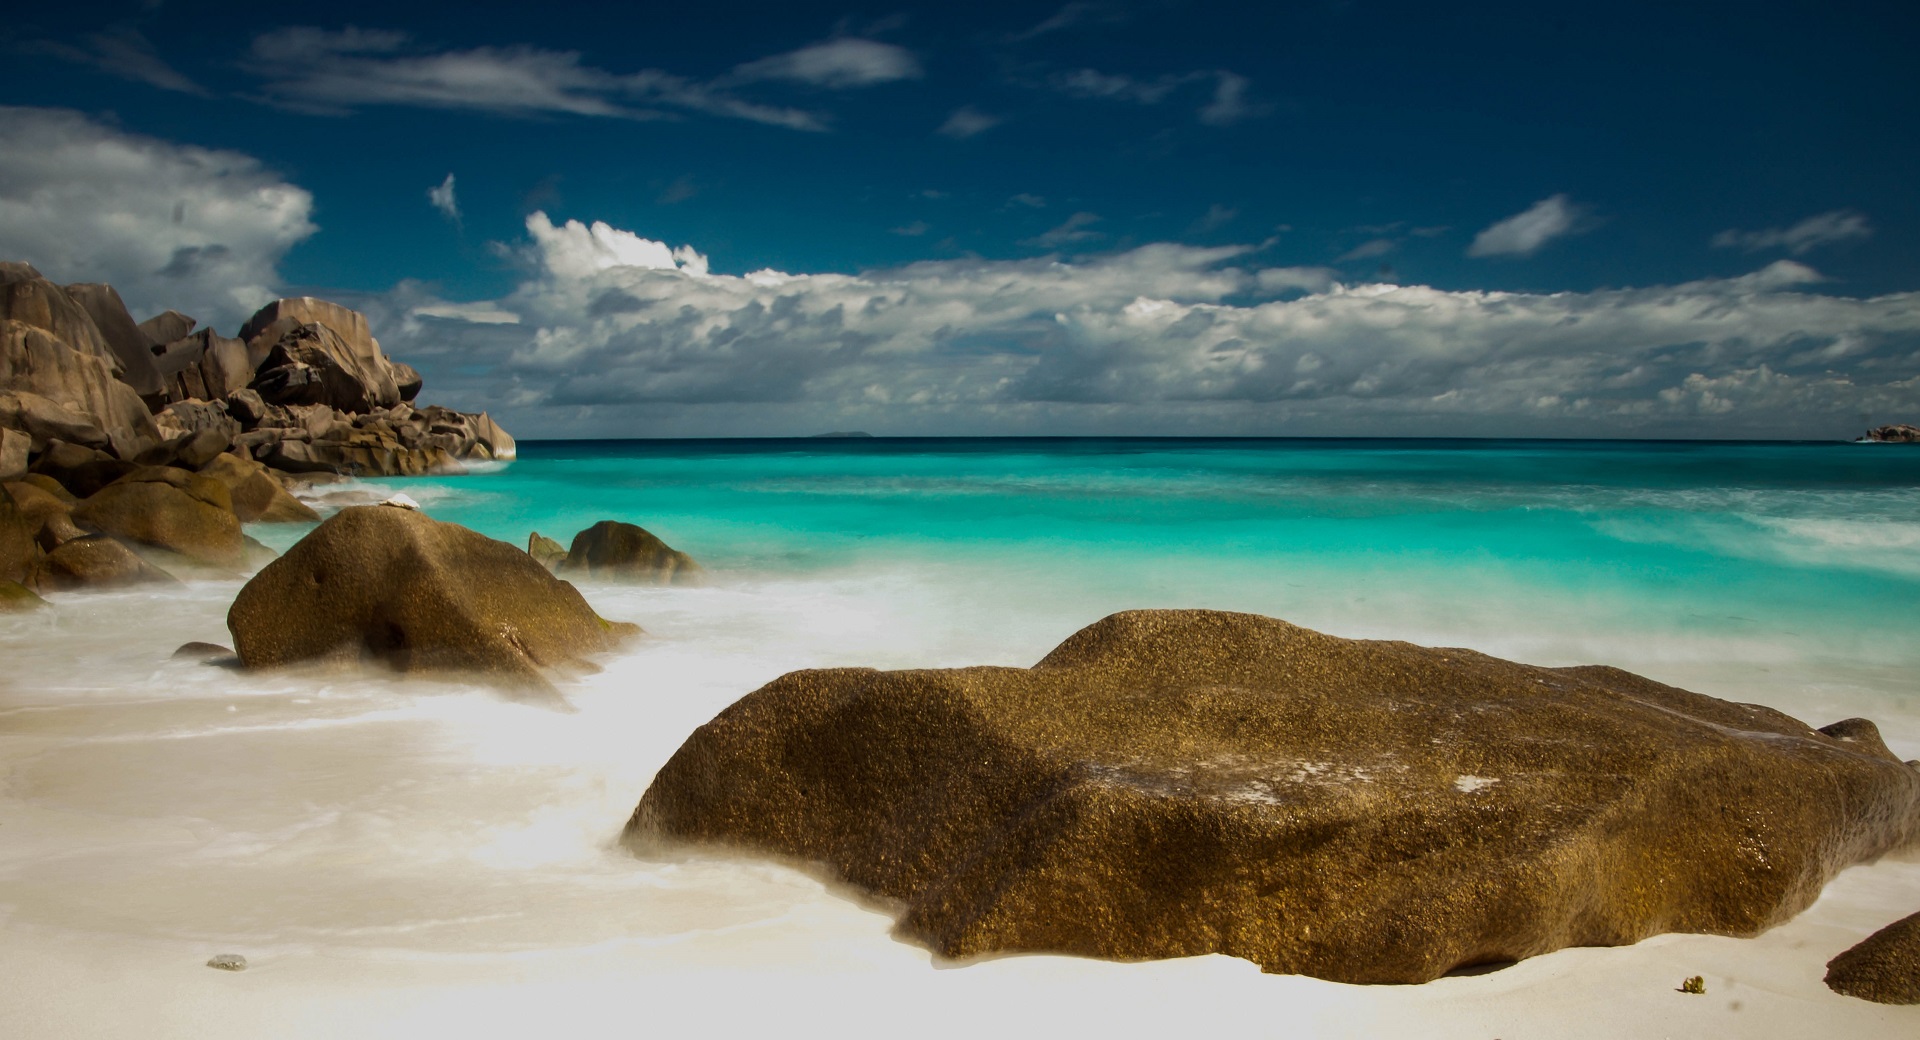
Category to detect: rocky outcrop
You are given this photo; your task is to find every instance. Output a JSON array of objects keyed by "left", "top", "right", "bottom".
[
  {"left": 71, "top": 466, "right": 246, "bottom": 568},
  {"left": 0, "top": 263, "right": 121, "bottom": 371},
  {"left": 1825, "top": 911, "right": 1920, "bottom": 1004},
  {"left": 228, "top": 506, "right": 640, "bottom": 694},
  {"left": 153, "top": 328, "right": 252, "bottom": 405},
  {"left": 628, "top": 609, "right": 1920, "bottom": 985},
  {"left": 63, "top": 282, "right": 165, "bottom": 403},
  {"left": 1863, "top": 424, "right": 1920, "bottom": 443},
  {"left": 29, "top": 441, "right": 135, "bottom": 498},
  {"left": 198, "top": 452, "right": 318, "bottom": 523},
  {"left": 249, "top": 321, "right": 403, "bottom": 413},
  {"left": 559, "top": 521, "right": 700, "bottom": 584},
  {"left": 1, "top": 321, "right": 160, "bottom": 458}
]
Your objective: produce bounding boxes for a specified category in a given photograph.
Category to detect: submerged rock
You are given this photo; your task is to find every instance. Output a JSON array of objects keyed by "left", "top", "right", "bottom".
[
  {"left": 228, "top": 506, "right": 640, "bottom": 695},
  {"left": 628, "top": 609, "right": 1920, "bottom": 985},
  {"left": 204, "top": 953, "right": 248, "bottom": 972},
  {"left": 26, "top": 534, "right": 176, "bottom": 591},
  {"left": 0, "top": 578, "right": 45, "bottom": 611},
  {"left": 1825, "top": 911, "right": 1920, "bottom": 1004},
  {"left": 172, "top": 641, "right": 235, "bottom": 661},
  {"left": 559, "top": 520, "right": 701, "bottom": 585}
]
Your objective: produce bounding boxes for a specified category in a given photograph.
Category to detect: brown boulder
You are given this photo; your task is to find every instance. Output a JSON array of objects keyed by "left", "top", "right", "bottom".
[
  {"left": 27, "top": 534, "right": 176, "bottom": 591},
  {"left": 0, "top": 320, "right": 160, "bottom": 458},
  {"left": 0, "top": 263, "right": 119, "bottom": 369},
  {"left": 527, "top": 532, "right": 567, "bottom": 571},
  {"left": 0, "top": 579, "right": 46, "bottom": 611},
  {"left": 628, "top": 609, "right": 1920, "bottom": 985},
  {"left": 28, "top": 440, "right": 136, "bottom": 498},
  {"left": 0, "top": 486, "right": 41, "bottom": 582},
  {"left": 560, "top": 521, "right": 700, "bottom": 584},
  {"left": 71, "top": 466, "right": 245, "bottom": 568},
  {"left": 1826, "top": 911, "right": 1920, "bottom": 1004},
  {"left": 198, "top": 452, "right": 318, "bottom": 523},
  {"left": 240, "top": 298, "right": 402, "bottom": 411},
  {"left": 62, "top": 282, "right": 165, "bottom": 401},
  {"left": 0, "top": 390, "right": 108, "bottom": 452},
  {"left": 0, "top": 425, "right": 24, "bottom": 482},
  {"left": 4, "top": 480, "right": 84, "bottom": 549},
  {"left": 228, "top": 506, "right": 639, "bottom": 695},
  {"left": 153, "top": 329, "right": 254, "bottom": 404},
  {"left": 137, "top": 310, "right": 196, "bottom": 346}
]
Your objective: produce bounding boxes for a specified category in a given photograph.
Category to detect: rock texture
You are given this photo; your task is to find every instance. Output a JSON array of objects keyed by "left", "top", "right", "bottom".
[
  {"left": 1, "top": 321, "right": 159, "bottom": 457},
  {"left": 197, "top": 453, "right": 318, "bottom": 523},
  {"left": 560, "top": 521, "right": 701, "bottom": 584},
  {"left": 72, "top": 466, "right": 246, "bottom": 568},
  {"left": 627, "top": 609, "right": 1920, "bottom": 985},
  {"left": 27, "top": 534, "right": 175, "bottom": 591},
  {"left": 63, "top": 282, "right": 164, "bottom": 402},
  {"left": 228, "top": 506, "right": 640, "bottom": 693},
  {"left": 1825, "top": 911, "right": 1920, "bottom": 1004}
]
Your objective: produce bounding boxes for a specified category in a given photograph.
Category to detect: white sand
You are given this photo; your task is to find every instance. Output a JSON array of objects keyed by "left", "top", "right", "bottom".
[{"left": 2, "top": 575, "right": 1916, "bottom": 1038}]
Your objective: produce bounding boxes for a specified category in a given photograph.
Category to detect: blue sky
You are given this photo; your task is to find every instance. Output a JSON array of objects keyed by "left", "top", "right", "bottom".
[{"left": 2, "top": 1, "right": 1917, "bottom": 437}]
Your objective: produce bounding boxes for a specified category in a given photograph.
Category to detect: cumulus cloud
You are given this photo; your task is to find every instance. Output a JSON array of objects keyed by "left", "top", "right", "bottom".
[
  {"left": 247, "top": 27, "right": 823, "bottom": 130},
  {"left": 937, "top": 107, "right": 1001, "bottom": 139},
  {"left": 369, "top": 213, "right": 1920, "bottom": 438},
  {"left": 1467, "top": 194, "right": 1587, "bottom": 258},
  {"left": 0, "top": 106, "right": 315, "bottom": 330},
  {"left": 728, "top": 38, "right": 921, "bottom": 88},
  {"left": 428, "top": 173, "right": 459, "bottom": 222},
  {"left": 1712, "top": 210, "right": 1872, "bottom": 255}
]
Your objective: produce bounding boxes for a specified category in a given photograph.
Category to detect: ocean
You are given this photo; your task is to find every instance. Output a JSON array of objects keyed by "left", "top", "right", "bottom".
[{"left": 3, "top": 437, "right": 1917, "bottom": 1037}]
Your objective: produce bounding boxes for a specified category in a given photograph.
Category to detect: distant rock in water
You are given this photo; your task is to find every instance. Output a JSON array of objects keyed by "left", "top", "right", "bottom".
[
  {"left": 628, "top": 609, "right": 1920, "bottom": 985},
  {"left": 809, "top": 431, "right": 874, "bottom": 438},
  {"left": 1826, "top": 910, "right": 1920, "bottom": 1004},
  {"left": 1862, "top": 424, "right": 1920, "bottom": 443},
  {"left": 228, "top": 506, "right": 640, "bottom": 696},
  {"left": 559, "top": 521, "right": 700, "bottom": 585},
  {"left": 526, "top": 531, "right": 567, "bottom": 571}
]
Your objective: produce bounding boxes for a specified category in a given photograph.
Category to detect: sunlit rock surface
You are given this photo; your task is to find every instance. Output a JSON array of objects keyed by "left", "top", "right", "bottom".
[
  {"left": 229, "top": 506, "right": 640, "bottom": 695},
  {"left": 629, "top": 608, "right": 1920, "bottom": 984}
]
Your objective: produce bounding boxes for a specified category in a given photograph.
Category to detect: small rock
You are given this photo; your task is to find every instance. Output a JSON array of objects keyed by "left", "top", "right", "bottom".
[
  {"left": 1679, "top": 975, "right": 1705, "bottom": 994},
  {"left": 380, "top": 493, "right": 422, "bottom": 511},
  {"left": 205, "top": 953, "right": 247, "bottom": 972},
  {"left": 173, "top": 641, "right": 235, "bottom": 660}
]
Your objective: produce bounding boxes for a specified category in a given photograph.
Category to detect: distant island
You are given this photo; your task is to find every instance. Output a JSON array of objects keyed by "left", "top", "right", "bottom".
[
  {"left": 1859, "top": 424, "right": 1920, "bottom": 443},
  {"left": 809, "top": 431, "right": 874, "bottom": 438}
]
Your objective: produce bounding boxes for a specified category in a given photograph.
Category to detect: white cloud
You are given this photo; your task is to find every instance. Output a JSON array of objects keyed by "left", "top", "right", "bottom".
[
  {"left": 247, "top": 27, "right": 823, "bottom": 130},
  {"left": 1052, "top": 69, "right": 1190, "bottom": 103},
  {"left": 1712, "top": 210, "right": 1872, "bottom": 255},
  {"left": 372, "top": 214, "right": 1920, "bottom": 439},
  {"left": 1337, "top": 238, "right": 1395, "bottom": 262},
  {"left": 937, "top": 107, "right": 1001, "bottom": 139},
  {"left": 1008, "top": 193, "right": 1047, "bottom": 209},
  {"left": 40, "top": 25, "right": 207, "bottom": 95},
  {"left": 1467, "top": 194, "right": 1587, "bottom": 258},
  {"left": 1026, "top": 212, "right": 1103, "bottom": 248},
  {"left": 728, "top": 38, "right": 921, "bottom": 88},
  {"left": 1198, "top": 72, "right": 1259, "bottom": 126},
  {"left": 0, "top": 106, "right": 315, "bottom": 330},
  {"left": 891, "top": 221, "right": 931, "bottom": 237},
  {"left": 428, "top": 173, "right": 459, "bottom": 222}
]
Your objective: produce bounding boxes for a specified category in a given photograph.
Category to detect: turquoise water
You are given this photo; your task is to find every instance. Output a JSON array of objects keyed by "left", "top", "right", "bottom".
[{"left": 346, "top": 437, "right": 1919, "bottom": 748}]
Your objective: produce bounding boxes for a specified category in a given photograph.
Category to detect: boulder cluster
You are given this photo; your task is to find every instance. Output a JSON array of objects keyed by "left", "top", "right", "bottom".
[
  {"left": 1862, "top": 423, "right": 1920, "bottom": 443},
  {"left": 528, "top": 520, "right": 703, "bottom": 584},
  {"left": 629, "top": 608, "right": 1920, "bottom": 985},
  {"left": 1, "top": 261, "right": 513, "bottom": 485}
]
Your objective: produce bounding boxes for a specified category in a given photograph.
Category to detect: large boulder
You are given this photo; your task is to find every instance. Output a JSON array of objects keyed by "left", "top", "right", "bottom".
[
  {"left": 240, "top": 298, "right": 403, "bottom": 411},
  {"left": 1826, "top": 910, "right": 1920, "bottom": 1004},
  {"left": 136, "top": 310, "right": 196, "bottom": 346},
  {"left": 71, "top": 466, "right": 245, "bottom": 568},
  {"left": 26, "top": 534, "right": 176, "bottom": 591},
  {"left": 28, "top": 440, "right": 135, "bottom": 498},
  {"left": 559, "top": 521, "right": 701, "bottom": 584},
  {"left": 0, "top": 263, "right": 120, "bottom": 371},
  {"left": 627, "top": 609, "right": 1920, "bottom": 985},
  {"left": 62, "top": 282, "right": 165, "bottom": 402},
  {"left": 0, "top": 320, "right": 160, "bottom": 458},
  {"left": 227, "top": 505, "right": 640, "bottom": 694},
  {"left": 249, "top": 322, "right": 402, "bottom": 413},
  {"left": 153, "top": 328, "right": 253, "bottom": 404},
  {"left": 197, "top": 452, "right": 318, "bottom": 523},
  {"left": 0, "top": 390, "right": 110, "bottom": 452},
  {"left": 4, "top": 480, "right": 85, "bottom": 549}
]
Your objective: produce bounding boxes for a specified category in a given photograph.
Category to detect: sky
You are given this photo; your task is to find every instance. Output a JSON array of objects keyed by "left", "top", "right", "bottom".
[{"left": 1, "top": 0, "right": 1917, "bottom": 438}]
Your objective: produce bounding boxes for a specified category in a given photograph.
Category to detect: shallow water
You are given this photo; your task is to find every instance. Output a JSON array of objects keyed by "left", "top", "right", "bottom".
[{"left": 3, "top": 438, "right": 1918, "bottom": 1037}]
